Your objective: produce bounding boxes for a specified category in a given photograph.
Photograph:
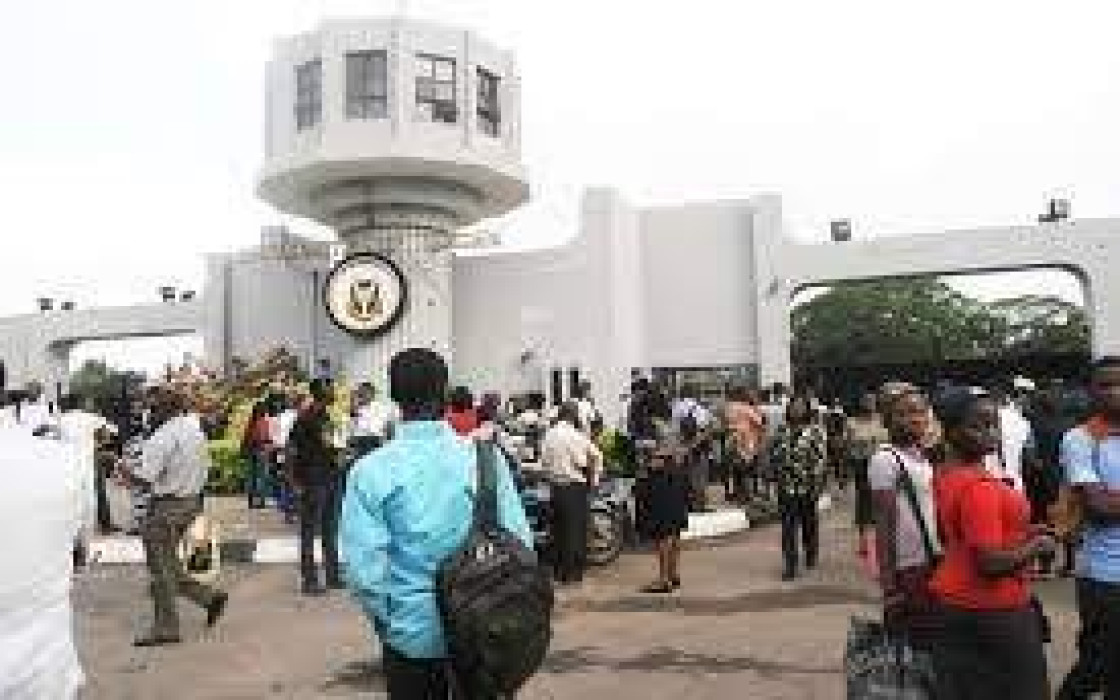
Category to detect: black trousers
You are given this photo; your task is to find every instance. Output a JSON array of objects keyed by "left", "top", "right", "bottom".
[
  {"left": 383, "top": 644, "right": 461, "bottom": 699},
  {"left": 551, "top": 482, "right": 590, "bottom": 583},
  {"left": 1059, "top": 577, "right": 1120, "bottom": 699},
  {"left": 933, "top": 602, "right": 1049, "bottom": 700},
  {"left": 298, "top": 475, "right": 343, "bottom": 587},
  {"left": 778, "top": 493, "right": 819, "bottom": 573}
]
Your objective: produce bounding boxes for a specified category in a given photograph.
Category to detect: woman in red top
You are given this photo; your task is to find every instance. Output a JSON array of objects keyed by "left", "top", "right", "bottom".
[
  {"left": 445, "top": 386, "right": 480, "bottom": 437},
  {"left": 242, "top": 401, "right": 275, "bottom": 510},
  {"left": 928, "top": 386, "right": 1056, "bottom": 700}
]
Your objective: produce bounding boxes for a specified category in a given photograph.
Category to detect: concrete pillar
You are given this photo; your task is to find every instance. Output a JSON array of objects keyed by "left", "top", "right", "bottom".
[
  {"left": 341, "top": 233, "right": 454, "bottom": 387},
  {"left": 750, "top": 194, "right": 793, "bottom": 388}
]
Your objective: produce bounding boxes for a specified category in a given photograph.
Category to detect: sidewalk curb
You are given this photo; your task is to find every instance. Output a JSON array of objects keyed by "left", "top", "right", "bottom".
[{"left": 90, "top": 498, "right": 836, "bottom": 565}]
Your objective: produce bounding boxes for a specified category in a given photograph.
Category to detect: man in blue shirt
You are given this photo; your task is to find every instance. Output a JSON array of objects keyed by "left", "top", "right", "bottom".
[
  {"left": 1059, "top": 356, "right": 1120, "bottom": 700},
  {"left": 339, "top": 348, "right": 532, "bottom": 699}
]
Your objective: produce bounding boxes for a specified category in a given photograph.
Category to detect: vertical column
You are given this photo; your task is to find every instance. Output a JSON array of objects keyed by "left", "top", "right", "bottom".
[
  {"left": 750, "top": 194, "right": 793, "bottom": 388},
  {"left": 342, "top": 229, "right": 454, "bottom": 387}
]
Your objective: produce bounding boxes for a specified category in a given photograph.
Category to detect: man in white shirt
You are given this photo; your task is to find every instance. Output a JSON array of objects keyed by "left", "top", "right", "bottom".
[
  {"left": 0, "top": 383, "right": 86, "bottom": 699},
  {"left": 122, "top": 387, "right": 228, "bottom": 646},
  {"left": 540, "top": 402, "right": 604, "bottom": 585},
  {"left": 573, "top": 382, "right": 601, "bottom": 434},
  {"left": 350, "top": 382, "right": 400, "bottom": 457}
]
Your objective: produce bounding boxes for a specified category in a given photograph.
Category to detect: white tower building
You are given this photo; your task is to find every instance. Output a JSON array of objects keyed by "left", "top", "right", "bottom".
[{"left": 257, "top": 17, "right": 528, "bottom": 379}]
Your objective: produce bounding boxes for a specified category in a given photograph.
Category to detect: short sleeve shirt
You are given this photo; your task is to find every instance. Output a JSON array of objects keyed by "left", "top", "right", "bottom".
[
  {"left": 929, "top": 467, "right": 1032, "bottom": 610},
  {"left": 135, "top": 415, "right": 210, "bottom": 497},
  {"left": 867, "top": 447, "right": 940, "bottom": 570},
  {"left": 1064, "top": 423, "right": 1120, "bottom": 583}
]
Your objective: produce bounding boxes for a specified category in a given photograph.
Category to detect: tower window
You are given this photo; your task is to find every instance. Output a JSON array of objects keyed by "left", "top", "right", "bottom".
[
  {"left": 295, "top": 59, "right": 322, "bottom": 130},
  {"left": 415, "top": 54, "right": 457, "bottom": 124},
  {"left": 477, "top": 68, "right": 501, "bottom": 137},
  {"left": 346, "top": 51, "right": 389, "bottom": 119}
]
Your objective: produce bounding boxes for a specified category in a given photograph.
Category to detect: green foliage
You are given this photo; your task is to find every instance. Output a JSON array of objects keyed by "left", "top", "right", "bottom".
[
  {"left": 68, "top": 359, "right": 145, "bottom": 411},
  {"left": 792, "top": 279, "right": 1089, "bottom": 367},
  {"left": 207, "top": 439, "right": 248, "bottom": 495},
  {"left": 597, "top": 428, "right": 636, "bottom": 478}
]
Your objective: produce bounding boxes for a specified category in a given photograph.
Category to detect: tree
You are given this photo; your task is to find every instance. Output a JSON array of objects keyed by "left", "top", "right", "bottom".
[
  {"left": 988, "top": 295, "right": 1090, "bottom": 356},
  {"left": 792, "top": 278, "right": 1007, "bottom": 367},
  {"left": 68, "top": 359, "right": 145, "bottom": 413}
]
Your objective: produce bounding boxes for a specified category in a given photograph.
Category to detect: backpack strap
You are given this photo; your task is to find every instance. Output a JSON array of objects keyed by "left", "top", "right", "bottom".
[
  {"left": 472, "top": 439, "right": 500, "bottom": 533},
  {"left": 887, "top": 448, "right": 939, "bottom": 565}
]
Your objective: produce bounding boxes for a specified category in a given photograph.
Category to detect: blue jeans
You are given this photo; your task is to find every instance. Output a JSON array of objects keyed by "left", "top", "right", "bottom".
[{"left": 247, "top": 451, "right": 271, "bottom": 507}]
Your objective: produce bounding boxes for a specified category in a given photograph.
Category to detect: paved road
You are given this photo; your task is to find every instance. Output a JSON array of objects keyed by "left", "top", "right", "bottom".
[{"left": 74, "top": 499, "right": 1083, "bottom": 699}]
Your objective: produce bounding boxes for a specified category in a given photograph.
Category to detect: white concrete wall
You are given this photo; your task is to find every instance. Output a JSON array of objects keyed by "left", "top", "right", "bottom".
[
  {"left": 761, "top": 217, "right": 1120, "bottom": 385},
  {"left": 452, "top": 189, "right": 763, "bottom": 424},
  {"left": 639, "top": 201, "right": 758, "bottom": 370},
  {"left": 0, "top": 301, "right": 205, "bottom": 398}
]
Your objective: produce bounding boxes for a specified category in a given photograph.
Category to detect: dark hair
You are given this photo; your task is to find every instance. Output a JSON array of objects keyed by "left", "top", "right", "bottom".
[
  {"left": 449, "top": 386, "right": 474, "bottom": 412},
  {"left": 556, "top": 401, "right": 580, "bottom": 426},
  {"left": 59, "top": 393, "right": 80, "bottom": 413},
  {"left": 1092, "top": 356, "right": 1120, "bottom": 377},
  {"left": 726, "top": 384, "right": 752, "bottom": 403},
  {"left": 309, "top": 378, "right": 333, "bottom": 402},
  {"left": 932, "top": 385, "right": 990, "bottom": 432},
  {"left": 785, "top": 394, "right": 813, "bottom": 423},
  {"left": 477, "top": 401, "right": 500, "bottom": 425},
  {"left": 390, "top": 348, "right": 449, "bottom": 412}
]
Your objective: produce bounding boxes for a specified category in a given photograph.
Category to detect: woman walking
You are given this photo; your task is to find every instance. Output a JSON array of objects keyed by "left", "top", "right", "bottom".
[
  {"left": 928, "top": 386, "right": 1056, "bottom": 700},
  {"left": 769, "top": 395, "right": 829, "bottom": 581},
  {"left": 639, "top": 421, "right": 692, "bottom": 594},
  {"left": 847, "top": 393, "right": 889, "bottom": 561},
  {"left": 868, "top": 385, "right": 940, "bottom": 644}
]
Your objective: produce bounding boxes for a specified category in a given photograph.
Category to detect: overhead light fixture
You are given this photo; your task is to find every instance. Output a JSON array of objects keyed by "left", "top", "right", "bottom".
[{"left": 1038, "top": 198, "right": 1071, "bottom": 223}]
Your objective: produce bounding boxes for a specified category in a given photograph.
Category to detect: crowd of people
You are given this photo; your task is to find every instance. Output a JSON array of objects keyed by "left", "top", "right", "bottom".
[{"left": 7, "top": 347, "right": 1120, "bottom": 699}]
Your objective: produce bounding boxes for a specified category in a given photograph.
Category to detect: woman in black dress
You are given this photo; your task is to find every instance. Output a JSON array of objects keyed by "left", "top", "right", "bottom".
[{"left": 640, "top": 420, "right": 694, "bottom": 593}]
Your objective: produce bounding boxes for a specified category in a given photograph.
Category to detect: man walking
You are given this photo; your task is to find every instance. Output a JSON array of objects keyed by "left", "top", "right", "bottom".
[
  {"left": 1058, "top": 357, "right": 1120, "bottom": 699},
  {"left": 285, "top": 378, "right": 344, "bottom": 595},
  {"left": 340, "top": 349, "right": 532, "bottom": 699},
  {"left": 126, "top": 387, "right": 227, "bottom": 646},
  {"left": 540, "top": 401, "right": 604, "bottom": 585}
]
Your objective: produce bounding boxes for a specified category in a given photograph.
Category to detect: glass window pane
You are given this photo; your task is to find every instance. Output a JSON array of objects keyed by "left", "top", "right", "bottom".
[{"left": 434, "top": 59, "right": 455, "bottom": 81}]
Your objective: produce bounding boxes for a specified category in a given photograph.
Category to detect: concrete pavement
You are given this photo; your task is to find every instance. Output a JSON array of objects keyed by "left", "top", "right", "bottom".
[{"left": 74, "top": 496, "right": 1084, "bottom": 699}]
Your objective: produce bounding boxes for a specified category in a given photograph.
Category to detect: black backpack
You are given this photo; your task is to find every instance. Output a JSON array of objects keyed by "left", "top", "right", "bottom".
[{"left": 436, "top": 440, "right": 554, "bottom": 697}]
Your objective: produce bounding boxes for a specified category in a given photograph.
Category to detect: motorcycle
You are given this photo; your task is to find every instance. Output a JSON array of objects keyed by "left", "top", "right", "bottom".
[{"left": 518, "top": 465, "right": 628, "bottom": 567}]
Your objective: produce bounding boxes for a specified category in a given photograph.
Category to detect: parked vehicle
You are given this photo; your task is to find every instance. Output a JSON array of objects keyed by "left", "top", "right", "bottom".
[{"left": 519, "top": 467, "right": 628, "bottom": 567}]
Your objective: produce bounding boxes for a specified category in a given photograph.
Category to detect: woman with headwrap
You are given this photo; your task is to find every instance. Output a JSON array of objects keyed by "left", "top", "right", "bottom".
[{"left": 927, "top": 386, "right": 1055, "bottom": 700}]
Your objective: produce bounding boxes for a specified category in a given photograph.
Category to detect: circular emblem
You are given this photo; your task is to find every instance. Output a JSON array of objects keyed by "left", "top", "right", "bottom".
[{"left": 323, "top": 253, "right": 408, "bottom": 338}]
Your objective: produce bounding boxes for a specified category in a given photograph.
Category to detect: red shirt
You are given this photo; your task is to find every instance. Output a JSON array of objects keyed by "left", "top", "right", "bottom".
[
  {"left": 445, "top": 408, "right": 480, "bottom": 437},
  {"left": 929, "top": 464, "right": 1033, "bottom": 610}
]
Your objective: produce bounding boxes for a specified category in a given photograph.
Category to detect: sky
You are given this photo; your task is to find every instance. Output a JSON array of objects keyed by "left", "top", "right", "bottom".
[{"left": 4, "top": 0, "right": 1117, "bottom": 374}]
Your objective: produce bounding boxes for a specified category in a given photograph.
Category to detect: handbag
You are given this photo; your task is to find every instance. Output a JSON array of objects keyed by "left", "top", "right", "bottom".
[{"left": 845, "top": 616, "right": 936, "bottom": 699}]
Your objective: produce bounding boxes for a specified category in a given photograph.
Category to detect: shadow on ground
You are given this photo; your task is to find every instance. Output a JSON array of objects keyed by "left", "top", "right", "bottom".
[
  {"left": 321, "top": 660, "right": 386, "bottom": 694},
  {"left": 564, "top": 584, "right": 875, "bottom": 616},
  {"left": 544, "top": 645, "right": 840, "bottom": 677}
]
